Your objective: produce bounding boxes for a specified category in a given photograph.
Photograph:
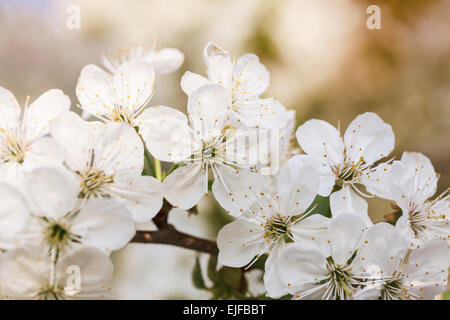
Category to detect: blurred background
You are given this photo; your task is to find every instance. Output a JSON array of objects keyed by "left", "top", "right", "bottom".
[{"left": 0, "top": 0, "right": 449, "bottom": 299}]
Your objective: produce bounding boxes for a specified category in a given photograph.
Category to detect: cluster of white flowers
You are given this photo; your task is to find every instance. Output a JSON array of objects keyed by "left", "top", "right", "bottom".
[{"left": 0, "top": 41, "right": 447, "bottom": 300}]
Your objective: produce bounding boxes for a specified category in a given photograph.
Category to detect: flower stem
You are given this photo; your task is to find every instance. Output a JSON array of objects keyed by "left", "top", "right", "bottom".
[{"left": 154, "top": 158, "right": 162, "bottom": 181}]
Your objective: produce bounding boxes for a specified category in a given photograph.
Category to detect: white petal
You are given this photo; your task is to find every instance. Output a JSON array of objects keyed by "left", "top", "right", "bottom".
[
  {"left": 0, "top": 183, "right": 30, "bottom": 238},
  {"left": 0, "top": 161, "right": 24, "bottom": 186},
  {"left": 233, "top": 53, "right": 270, "bottom": 98},
  {"left": 390, "top": 152, "right": 437, "bottom": 212},
  {"left": 360, "top": 161, "right": 393, "bottom": 199},
  {"left": 51, "top": 111, "right": 93, "bottom": 170},
  {"left": 295, "top": 119, "right": 344, "bottom": 167},
  {"left": 180, "top": 71, "right": 210, "bottom": 95},
  {"left": 146, "top": 47, "right": 184, "bottom": 74},
  {"left": 203, "top": 42, "right": 233, "bottom": 91},
  {"left": 24, "top": 167, "right": 79, "bottom": 219},
  {"left": 72, "top": 199, "right": 135, "bottom": 253},
  {"left": 0, "top": 246, "right": 49, "bottom": 298},
  {"left": 25, "top": 89, "right": 71, "bottom": 140},
  {"left": 292, "top": 154, "right": 335, "bottom": 196},
  {"left": 163, "top": 163, "right": 206, "bottom": 209},
  {"left": 291, "top": 214, "right": 330, "bottom": 243},
  {"left": 95, "top": 122, "right": 144, "bottom": 174},
  {"left": 353, "top": 287, "right": 382, "bottom": 300},
  {"left": 0, "top": 86, "right": 20, "bottom": 128},
  {"left": 212, "top": 164, "right": 266, "bottom": 217},
  {"left": 230, "top": 98, "right": 288, "bottom": 129},
  {"left": 112, "top": 61, "right": 155, "bottom": 113},
  {"left": 264, "top": 242, "right": 290, "bottom": 298},
  {"left": 327, "top": 213, "right": 367, "bottom": 266},
  {"left": 22, "top": 137, "right": 64, "bottom": 171},
  {"left": 330, "top": 186, "right": 371, "bottom": 224},
  {"left": 217, "top": 218, "right": 265, "bottom": 268},
  {"left": 343, "top": 112, "right": 394, "bottom": 165},
  {"left": 187, "top": 84, "right": 230, "bottom": 139},
  {"left": 275, "top": 157, "right": 320, "bottom": 216},
  {"left": 137, "top": 105, "right": 194, "bottom": 162},
  {"left": 57, "top": 247, "right": 114, "bottom": 297},
  {"left": 76, "top": 64, "right": 114, "bottom": 118},
  {"left": 358, "top": 222, "right": 408, "bottom": 276},
  {"left": 277, "top": 243, "right": 328, "bottom": 293},
  {"left": 402, "top": 240, "right": 450, "bottom": 299},
  {"left": 110, "top": 175, "right": 163, "bottom": 223},
  {"left": 394, "top": 214, "right": 417, "bottom": 246}
]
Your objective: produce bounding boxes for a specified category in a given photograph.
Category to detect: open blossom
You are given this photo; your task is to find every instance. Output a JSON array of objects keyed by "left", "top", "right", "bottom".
[
  {"left": 295, "top": 112, "right": 395, "bottom": 222},
  {"left": 276, "top": 214, "right": 370, "bottom": 300},
  {"left": 387, "top": 152, "right": 449, "bottom": 246},
  {"left": 0, "top": 167, "right": 135, "bottom": 254},
  {"left": 181, "top": 42, "right": 289, "bottom": 129},
  {"left": 140, "top": 84, "right": 267, "bottom": 210},
  {"left": 76, "top": 60, "right": 159, "bottom": 127},
  {"left": 355, "top": 223, "right": 449, "bottom": 300},
  {"left": 0, "top": 246, "right": 116, "bottom": 300},
  {"left": 51, "top": 111, "right": 162, "bottom": 223},
  {"left": 217, "top": 157, "right": 330, "bottom": 297},
  {"left": 0, "top": 87, "right": 69, "bottom": 186},
  {"left": 101, "top": 42, "right": 184, "bottom": 75}
]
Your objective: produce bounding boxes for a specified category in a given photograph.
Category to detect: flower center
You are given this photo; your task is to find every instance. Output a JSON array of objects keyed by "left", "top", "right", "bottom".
[
  {"left": 264, "top": 214, "right": 293, "bottom": 243},
  {"left": 42, "top": 217, "right": 80, "bottom": 252},
  {"left": 79, "top": 168, "right": 114, "bottom": 198},
  {"left": 111, "top": 108, "right": 134, "bottom": 125},
  {"left": 334, "top": 160, "right": 365, "bottom": 187},
  {"left": 380, "top": 279, "right": 410, "bottom": 300},
  {"left": 0, "top": 129, "right": 28, "bottom": 163},
  {"left": 37, "top": 285, "right": 62, "bottom": 300},
  {"left": 322, "top": 256, "right": 357, "bottom": 300}
]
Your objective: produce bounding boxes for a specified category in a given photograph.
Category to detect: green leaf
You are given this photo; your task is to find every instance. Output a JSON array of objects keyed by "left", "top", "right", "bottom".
[
  {"left": 219, "top": 267, "right": 242, "bottom": 289},
  {"left": 192, "top": 257, "right": 206, "bottom": 290},
  {"left": 442, "top": 290, "right": 450, "bottom": 300},
  {"left": 306, "top": 195, "right": 331, "bottom": 218},
  {"left": 207, "top": 255, "right": 219, "bottom": 283}
]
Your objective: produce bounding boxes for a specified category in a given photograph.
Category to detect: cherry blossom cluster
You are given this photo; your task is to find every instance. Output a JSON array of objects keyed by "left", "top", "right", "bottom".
[{"left": 0, "top": 42, "right": 448, "bottom": 300}]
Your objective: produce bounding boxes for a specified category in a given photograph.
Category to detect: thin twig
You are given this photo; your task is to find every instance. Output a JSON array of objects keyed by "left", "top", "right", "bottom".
[{"left": 131, "top": 199, "right": 218, "bottom": 255}]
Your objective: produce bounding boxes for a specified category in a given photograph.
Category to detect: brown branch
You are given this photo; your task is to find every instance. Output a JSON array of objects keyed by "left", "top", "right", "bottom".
[{"left": 131, "top": 199, "right": 218, "bottom": 255}]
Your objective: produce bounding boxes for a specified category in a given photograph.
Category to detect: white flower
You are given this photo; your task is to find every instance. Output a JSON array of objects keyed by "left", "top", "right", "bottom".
[
  {"left": 101, "top": 42, "right": 184, "bottom": 75},
  {"left": 140, "top": 84, "right": 267, "bottom": 210},
  {"left": 276, "top": 214, "right": 369, "bottom": 300},
  {"left": 51, "top": 111, "right": 163, "bottom": 223},
  {"left": 389, "top": 152, "right": 449, "bottom": 246},
  {"left": 0, "top": 87, "right": 69, "bottom": 186},
  {"left": 0, "top": 246, "right": 117, "bottom": 300},
  {"left": 295, "top": 112, "right": 395, "bottom": 222},
  {"left": 181, "top": 42, "right": 289, "bottom": 129},
  {"left": 216, "top": 157, "right": 330, "bottom": 298},
  {"left": 355, "top": 222, "right": 449, "bottom": 300},
  {"left": 76, "top": 60, "right": 157, "bottom": 126},
  {"left": 1, "top": 167, "right": 135, "bottom": 254}
]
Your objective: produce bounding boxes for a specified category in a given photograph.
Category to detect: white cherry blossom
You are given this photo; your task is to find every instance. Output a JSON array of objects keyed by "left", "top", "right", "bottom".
[
  {"left": 101, "top": 42, "right": 184, "bottom": 75},
  {"left": 51, "top": 111, "right": 163, "bottom": 223},
  {"left": 216, "top": 157, "right": 330, "bottom": 298},
  {"left": 181, "top": 42, "right": 289, "bottom": 129},
  {"left": 0, "top": 87, "right": 69, "bottom": 186},
  {"left": 0, "top": 167, "right": 135, "bottom": 254},
  {"left": 140, "top": 84, "right": 267, "bottom": 210},
  {"left": 388, "top": 152, "right": 449, "bottom": 246},
  {"left": 355, "top": 222, "right": 449, "bottom": 300},
  {"left": 0, "top": 246, "right": 117, "bottom": 300},
  {"left": 295, "top": 112, "right": 395, "bottom": 222},
  {"left": 276, "top": 214, "right": 370, "bottom": 300},
  {"left": 76, "top": 60, "right": 157, "bottom": 127}
]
